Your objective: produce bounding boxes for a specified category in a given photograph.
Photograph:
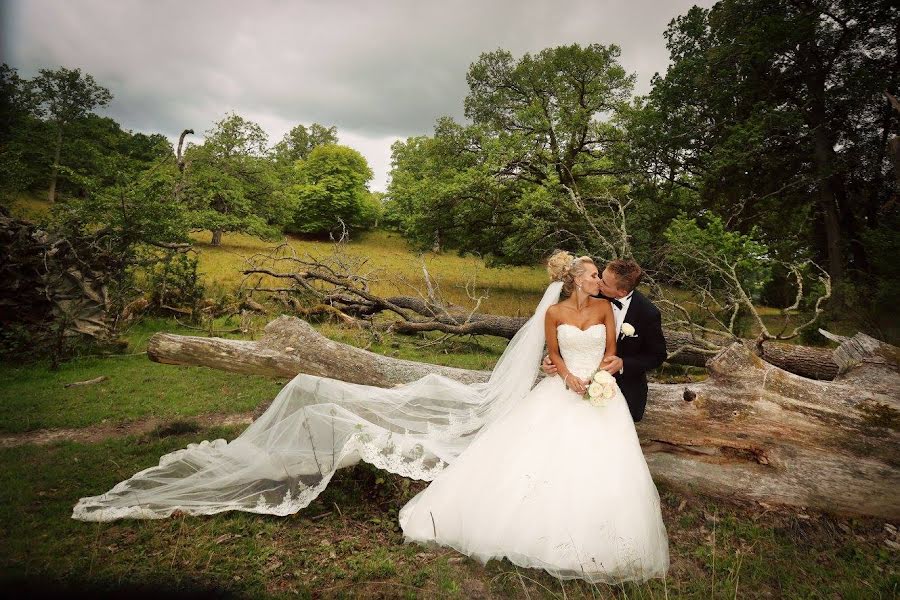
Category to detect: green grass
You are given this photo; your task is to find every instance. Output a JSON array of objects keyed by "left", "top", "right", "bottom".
[
  {"left": 0, "top": 317, "right": 511, "bottom": 435},
  {"left": 7, "top": 192, "right": 51, "bottom": 221},
  {"left": 1, "top": 429, "right": 895, "bottom": 598},
  {"left": 192, "top": 228, "right": 550, "bottom": 317},
  {"left": 0, "top": 318, "right": 284, "bottom": 434}
]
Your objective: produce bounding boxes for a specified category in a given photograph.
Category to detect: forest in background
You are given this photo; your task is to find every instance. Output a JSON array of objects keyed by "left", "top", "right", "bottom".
[{"left": 1, "top": 0, "right": 898, "bottom": 363}]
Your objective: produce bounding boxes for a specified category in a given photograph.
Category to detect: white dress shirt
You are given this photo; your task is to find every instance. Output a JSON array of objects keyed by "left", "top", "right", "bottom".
[
  {"left": 611, "top": 291, "right": 634, "bottom": 375},
  {"left": 612, "top": 291, "right": 634, "bottom": 337}
]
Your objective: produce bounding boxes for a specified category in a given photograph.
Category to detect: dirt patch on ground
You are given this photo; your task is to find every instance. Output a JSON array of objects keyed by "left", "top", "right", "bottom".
[{"left": 0, "top": 412, "right": 254, "bottom": 448}]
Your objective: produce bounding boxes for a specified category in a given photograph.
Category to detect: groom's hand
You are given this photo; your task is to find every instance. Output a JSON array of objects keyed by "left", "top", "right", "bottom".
[
  {"left": 541, "top": 355, "right": 559, "bottom": 376},
  {"left": 600, "top": 355, "right": 623, "bottom": 374}
]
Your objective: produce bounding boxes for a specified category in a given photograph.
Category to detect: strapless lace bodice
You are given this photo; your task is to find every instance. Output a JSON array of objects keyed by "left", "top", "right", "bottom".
[{"left": 556, "top": 323, "right": 606, "bottom": 379}]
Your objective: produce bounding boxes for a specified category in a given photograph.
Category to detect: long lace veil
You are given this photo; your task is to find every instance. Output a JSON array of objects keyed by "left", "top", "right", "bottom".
[{"left": 73, "top": 281, "right": 564, "bottom": 521}]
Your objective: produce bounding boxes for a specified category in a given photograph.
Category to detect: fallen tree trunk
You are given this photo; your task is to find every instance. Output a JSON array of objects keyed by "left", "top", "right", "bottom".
[
  {"left": 148, "top": 317, "right": 899, "bottom": 519},
  {"left": 323, "top": 294, "right": 840, "bottom": 379}
]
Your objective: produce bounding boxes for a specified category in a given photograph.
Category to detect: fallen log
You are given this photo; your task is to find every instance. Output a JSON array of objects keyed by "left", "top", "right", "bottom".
[
  {"left": 329, "top": 294, "right": 840, "bottom": 379},
  {"left": 147, "top": 317, "right": 899, "bottom": 520}
]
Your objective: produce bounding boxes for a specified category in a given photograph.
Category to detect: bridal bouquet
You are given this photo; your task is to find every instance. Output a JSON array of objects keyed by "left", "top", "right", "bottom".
[{"left": 585, "top": 370, "right": 616, "bottom": 407}]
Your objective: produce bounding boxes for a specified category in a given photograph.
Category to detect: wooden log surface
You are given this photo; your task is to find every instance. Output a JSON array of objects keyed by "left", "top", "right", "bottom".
[
  {"left": 329, "top": 294, "right": 841, "bottom": 379},
  {"left": 148, "top": 316, "right": 899, "bottom": 519}
]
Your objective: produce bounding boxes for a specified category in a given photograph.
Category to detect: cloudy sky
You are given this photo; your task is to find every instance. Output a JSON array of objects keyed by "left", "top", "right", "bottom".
[{"left": 2, "top": 0, "right": 714, "bottom": 191}]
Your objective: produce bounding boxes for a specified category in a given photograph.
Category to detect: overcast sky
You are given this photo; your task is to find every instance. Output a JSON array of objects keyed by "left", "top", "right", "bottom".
[{"left": 2, "top": 0, "right": 714, "bottom": 191}]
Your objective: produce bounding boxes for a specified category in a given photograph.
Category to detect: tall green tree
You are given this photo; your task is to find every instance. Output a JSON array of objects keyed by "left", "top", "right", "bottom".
[
  {"left": 629, "top": 0, "right": 899, "bottom": 305},
  {"left": 273, "top": 123, "right": 338, "bottom": 166},
  {"left": 287, "top": 144, "right": 373, "bottom": 236},
  {"left": 465, "top": 44, "right": 634, "bottom": 192},
  {"left": 388, "top": 44, "right": 637, "bottom": 263},
  {"left": 27, "top": 67, "right": 112, "bottom": 203},
  {"left": 0, "top": 64, "right": 38, "bottom": 201},
  {"left": 182, "top": 113, "right": 291, "bottom": 246},
  {"left": 388, "top": 118, "right": 500, "bottom": 252}
]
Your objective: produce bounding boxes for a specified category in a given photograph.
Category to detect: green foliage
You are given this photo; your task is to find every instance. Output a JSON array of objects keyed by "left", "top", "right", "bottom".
[
  {"left": 44, "top": 149, "right": 200, "bottom": 329},
  {"left": 663, "top": 214, "right": 772, "bottom": 300},
  {"left": 387, "top": 119, "right": 505, "bottom": 253},
  {"left": 287, "top": 144, "right": 373, "bottom": 236},
  {"left": 146, "top": 253, "right": 205, "bottom": 317},
  {"left": 860, "top": 208, "right": 900, "bottom": 339},
  {"left": 388, "top": 44, "right": 637, "bottom": 263},
  {"left": 27, "top": 66, "right": 112, "bottom": 126},
  {"left": 182, "top": 113, "right": 291, "bottom": 244},
  {"left": 26, "top": 66, "right": 113, "bottom": 201},
  {"left": 272, "top": 122, "right": 338, "bottom": 166},
  {"left": 629, "top": 0, "right": 899, "bottom": 300},
  {"left": 0, "top": 65, "right": 52, "bottom": 201},
  {"left": 465, "top": 44, "right": 633, "bottom": 190}
]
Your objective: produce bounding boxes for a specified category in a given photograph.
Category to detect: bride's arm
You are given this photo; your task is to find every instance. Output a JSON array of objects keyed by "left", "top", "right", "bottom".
[
  {"left": 544, "top": 308, "right": 577, "bottom": 390},
  {"left": 603, "top": 301, "right": 617, "bottom": 359}
]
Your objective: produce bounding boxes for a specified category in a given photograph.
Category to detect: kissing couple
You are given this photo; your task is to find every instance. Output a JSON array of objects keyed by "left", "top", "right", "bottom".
[{"left": 75, "top": 251, "right": 670, "bottom": 584}]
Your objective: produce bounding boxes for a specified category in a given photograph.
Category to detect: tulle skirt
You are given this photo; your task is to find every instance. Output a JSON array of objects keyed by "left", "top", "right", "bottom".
[{"left": 398, "top": 375, "right": 670, "bottom": 584}]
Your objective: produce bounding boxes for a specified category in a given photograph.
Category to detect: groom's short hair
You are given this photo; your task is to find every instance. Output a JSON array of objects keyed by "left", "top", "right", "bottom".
[{"left": 606, "top": 259, "right": 643, "bottom": 292}]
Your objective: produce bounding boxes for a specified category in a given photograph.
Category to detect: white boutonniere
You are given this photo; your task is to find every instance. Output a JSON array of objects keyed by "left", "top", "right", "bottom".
[{"left": 620, "top": 322, "right": 637, "bottom": 338}]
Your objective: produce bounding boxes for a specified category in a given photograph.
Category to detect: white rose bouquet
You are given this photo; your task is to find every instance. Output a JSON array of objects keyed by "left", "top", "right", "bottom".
[{"left": 585, "top": 369, "right": 616, "bottom": 407}]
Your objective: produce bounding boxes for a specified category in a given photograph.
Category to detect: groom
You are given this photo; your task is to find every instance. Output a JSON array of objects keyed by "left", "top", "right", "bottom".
[{"left": 542, "top": 258, "right": 667, "bottom": 422}]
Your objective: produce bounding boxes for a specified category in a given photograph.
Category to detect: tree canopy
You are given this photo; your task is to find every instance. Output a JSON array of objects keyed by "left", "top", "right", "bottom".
[
  {"left": 27, "top": 67, "right": 112, "bottom": 203},
  {"left": 182, "top": 113, "right": 292, "bottom": 246},
  {"left": 287, "top": 144, "right": 374, "bottom": 236}
]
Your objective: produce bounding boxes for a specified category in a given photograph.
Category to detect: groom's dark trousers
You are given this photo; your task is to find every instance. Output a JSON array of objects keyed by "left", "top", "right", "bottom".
[{"left": 599, "top": 290, "right": 667, "bottom": 422}]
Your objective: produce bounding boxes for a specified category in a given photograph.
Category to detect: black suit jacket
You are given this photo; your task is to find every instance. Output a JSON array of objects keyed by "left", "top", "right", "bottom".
[{"left": 597, "top": 290, "right": 667, "bottom": 422}]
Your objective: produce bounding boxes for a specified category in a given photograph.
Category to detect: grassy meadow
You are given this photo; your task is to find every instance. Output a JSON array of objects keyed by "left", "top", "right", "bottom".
[
  {"left": 191, "top": 228, "right": 549, "bottom": 318},
  {"left": 1, "top": 324, "right": 895, "bottom": 598},
  {"left": 3, "top": 195, "right": 896, "bottom": 597}
]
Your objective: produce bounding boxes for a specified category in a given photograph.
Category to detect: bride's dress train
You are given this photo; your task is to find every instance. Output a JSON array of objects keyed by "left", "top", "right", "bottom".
[
  {"left": 399, "top": 323, "right": 669, "bottom": 583},
  {"left": 72, "top": 281, "right": 668, "bottom": 584}
]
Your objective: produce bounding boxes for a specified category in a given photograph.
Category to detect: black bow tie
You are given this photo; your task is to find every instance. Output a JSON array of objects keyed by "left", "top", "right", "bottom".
[{"left": 596, "top": 294, "right": 623, "bottom": 309}]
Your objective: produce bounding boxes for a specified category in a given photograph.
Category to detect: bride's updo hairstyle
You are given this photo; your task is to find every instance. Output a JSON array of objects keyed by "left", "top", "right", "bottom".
[{"left": 547, "top": 250, "right": 596, "bottom": 297}]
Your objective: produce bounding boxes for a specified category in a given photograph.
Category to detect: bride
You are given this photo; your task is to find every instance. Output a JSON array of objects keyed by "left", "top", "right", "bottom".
[{"left": 73, "top": 250, "right": 669, "bottom": 584}]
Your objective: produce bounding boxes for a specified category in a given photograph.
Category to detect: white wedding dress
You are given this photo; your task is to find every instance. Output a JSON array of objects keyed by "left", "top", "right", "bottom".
[
  {"left": 398, "top": 323, "right": 669, "bottom": 583},
  {"left": 72, "top": 281, "right": 668, "bottom": 584}
]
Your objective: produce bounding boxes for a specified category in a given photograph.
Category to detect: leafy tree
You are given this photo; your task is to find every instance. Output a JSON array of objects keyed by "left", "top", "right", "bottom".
[
  {"left": 630, "top": 0, "right": 899, "bottom": 305},
  {"left": 388, "top": 44, "right": 637, "bottom": 263},
  {"left": 273, "top": 123, "right": 338, "bottom": 166},
  {"left": 663, "top": 214, "right": 772, "bottom": 299},
  {"left": 465, "top": 43, "right": 634, "bottom": 192},
  {"left": 182, "top": 113, "right": 290, "bottom": 245},
  {"left": 53, "top": 114, "right": 171, "bottom": 200},
  {"left": 360, "top": 191, "right": 385, "bottom": 229},
  {"left": 0, "top": 65, "right": 33, "bottom": 201},
  {"left": 287, "top": 144, "right": 373, "bottom": 236},
  {"left": 26, "top": 67, "right": 112, "bottom": 203},
  {"left": 388, "top": 118, "right": 502, "bottom": 252}
]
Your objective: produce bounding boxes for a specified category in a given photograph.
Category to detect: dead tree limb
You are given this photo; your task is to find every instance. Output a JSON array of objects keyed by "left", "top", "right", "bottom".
[{"left": 240, "top": 245, "right": 839, "bottom": 379}]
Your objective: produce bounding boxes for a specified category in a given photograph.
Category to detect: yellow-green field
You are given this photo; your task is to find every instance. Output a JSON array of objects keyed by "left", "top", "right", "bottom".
[
  {"left": 192, "top": 229, "right": 549, "bottom": 317},
  {"left": 8, "top": 193, "right": 51, "bottom": 221}
]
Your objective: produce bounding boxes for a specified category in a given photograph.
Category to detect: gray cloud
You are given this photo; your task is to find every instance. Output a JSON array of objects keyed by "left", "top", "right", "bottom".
[{"left": 3, "top": 0, "right": 714, "bottom": 190}]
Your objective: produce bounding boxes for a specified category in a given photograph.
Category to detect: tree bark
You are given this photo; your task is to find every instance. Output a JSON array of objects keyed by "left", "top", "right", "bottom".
[
  {"left": 147, "top": 317, "right": 899, "bottom": 519},
  {"left": 47, "top": 125, "right": 62, "bottom": 204},
  {"left": 211, "top": 229, "right": 223, "bottom": 246},
  {"left": 324, "top": 294, "right": 839, "bottom": 379},
  {"left": 798, "top": 38, "right": 847, "bottom": 295}
]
